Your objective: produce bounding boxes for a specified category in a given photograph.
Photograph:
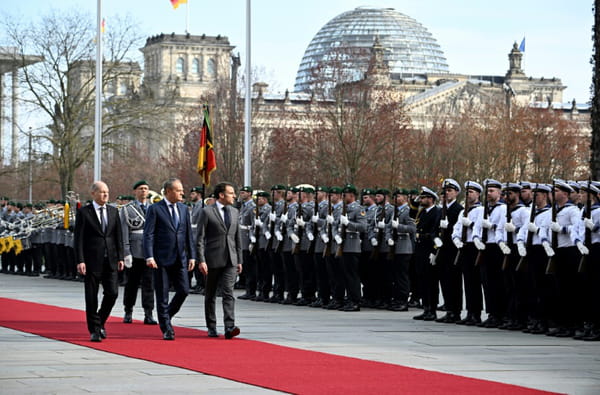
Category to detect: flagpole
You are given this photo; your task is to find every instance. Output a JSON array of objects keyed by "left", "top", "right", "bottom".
[
  {"left": 243, "top": 0, "right": 251, "bottom": 186},
  {"left": 185, "top": 1, "right": 189, "bottom": 34},
  {"left": 94, "top": 0, "right": 103, "bottom": 180}
]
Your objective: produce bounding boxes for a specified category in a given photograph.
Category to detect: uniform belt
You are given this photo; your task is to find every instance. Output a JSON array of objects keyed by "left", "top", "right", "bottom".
[
  {"left": 239, "top": 225, "right": 251, "bottom": 230},
  {"left": 131, "top": 230, "right": 143, "bottom": 234}
]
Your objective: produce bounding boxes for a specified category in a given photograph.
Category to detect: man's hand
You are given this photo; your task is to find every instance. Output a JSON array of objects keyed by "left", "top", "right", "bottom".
[
  {"left": 461, "top": 217, "right": 473, "bottom": 227},
  {"left": 118, "top": 261, "right": 125, "bottom": 271},
  {"left": 237, "top": 264, "right": 243, "bottom": 274},
  {"left": 124, "top": 255, "right": 133, "bottom": 268},
  {"left": 146, "top": 258, "right": 158, "bottom": 269},
  {"left": 199, "top": 262, "right": 208, "bottom": 275},
  {"left": 504, "top": 222, "right": 516, "bottom": 233},
  {"left": 77, "top": 263, "right": 86, "bottom": 276},
  {"left": 255, "top": 218, "right": 263, "bottom": 228},
  {"left": 188, "top": 259, "right": 195, "bottom": 271},
  {"left": 439, "top": 219, "right": 449, "bottom": 229},
  {"left": 340, "top": 215, "right": 350, "bottom": 226}
]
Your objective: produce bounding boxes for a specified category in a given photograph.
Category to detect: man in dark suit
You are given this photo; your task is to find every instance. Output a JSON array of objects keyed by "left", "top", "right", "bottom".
[
  {"left": 197, "top": 182, "right": 243, "bottom": 339},
  {"left": 75, "top": 181, "right": 124, "bottom": 342},
  {"left": 143, "top": 178, "right": 196, "bottom": 340}
]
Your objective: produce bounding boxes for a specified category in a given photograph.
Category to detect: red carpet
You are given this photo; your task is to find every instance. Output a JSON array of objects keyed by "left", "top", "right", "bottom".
[{"left": 0, "top": 297, "right": 559, "bottom": 395}]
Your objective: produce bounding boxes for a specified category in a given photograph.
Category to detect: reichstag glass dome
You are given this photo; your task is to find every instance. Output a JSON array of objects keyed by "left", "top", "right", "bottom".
[{"left": 294, "top": 7, "right": 449, "bottom": 92}]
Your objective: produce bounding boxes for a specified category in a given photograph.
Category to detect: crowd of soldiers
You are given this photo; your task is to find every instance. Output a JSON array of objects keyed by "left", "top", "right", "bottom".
[{"left": 1, "top": 177, "right": 599, "bottom": 342}]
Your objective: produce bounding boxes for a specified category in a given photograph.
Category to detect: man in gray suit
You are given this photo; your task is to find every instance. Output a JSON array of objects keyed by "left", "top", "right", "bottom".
[{"left": 197, "top": 182, "right": 243, "bottom": 339}]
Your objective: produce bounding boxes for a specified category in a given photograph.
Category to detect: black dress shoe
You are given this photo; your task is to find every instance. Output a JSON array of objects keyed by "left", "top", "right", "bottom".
[
  {"left": 407, "top": 299, "right": 421, "bottom": 308},
  {"left": 555, "top": 328, "right": 575, "bottom": 338},
  {"left": 545, "top": 327, "right": 560, "bottom": 336},
  {"left": 413, "top": 312, "right": 427, "bottom": 320},
  {"left": 207, "top": 328, "right": 218, "bottom": 338},
  {"left": 389, "top": 303, "right": 408, "bottom": 312},
  {"left": 309, "top": 299, "right": 323, "bottom": 308},
  {"left": 583, "top": 329, "right": 600, "bottom": 341},
  {"left": 342, "top": 304, "right": 360, "bottom": 312},
  {"left": 482, "top": 316, "right": 501, "bottom": 328},
  {"left": 90, "top": 332, "right": 102, "bottom": 342},
  {"left": 237, "top": 293, "right": 254, "bottom": 300},
  {"left": 224, "top": 326, "right": 240, "bottom": 339},
  {"left": 423, "top": 312, "right": 437, "bottom": 321},
  {"left": 163, "top": 329, "right": 175, "bottom": 340},
  {"left": 100, "top": 327, "right": 106, "bottom": 339},
  {"left": 144, "top": 315, "right": 158, "bottom": 325},
  {"left": 123, "top": 312, "right": 133, "bottom": 324}
]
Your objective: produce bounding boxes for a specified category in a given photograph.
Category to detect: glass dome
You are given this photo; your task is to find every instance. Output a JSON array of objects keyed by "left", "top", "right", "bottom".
[{"left": 294, "top": 7, "right": 449, "bottom": 92}]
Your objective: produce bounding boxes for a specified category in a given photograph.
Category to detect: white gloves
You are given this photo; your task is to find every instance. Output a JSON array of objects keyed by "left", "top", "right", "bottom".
[
  {"left": 307, "top": 232, "right": 314, "bottom": 241},
  {"left": 440, "top": 219, "right": 449, "bottom": 229},
  {"left": 550, "top": 221, "right": 562, "bottom": 233},
  {"left": 340, "top": 215, "right": 349, "bottom": 226},
  {"left": 461, "top": 216, "right": 473, "bottom": 227},
  {"left": 326, "top": 215, "right": 334, "bottom": 224},
  {"left": 275, "top": 231, "right": 283, "bottom": 241},
  {"left": 517, "top": 241, "right": 527, "bottom": 257},
  {"left": 542, "top": 241, "right": 555, "bottom": 257},
  {"left": 481, "top": 219, "right": 492, "bottom": 229},
  {"left": 474, "top": 237, "right": 486, "bottom": 250},
  {"left": 371, "top": 238, "right": 378, "bottom": 247},
  {"left": 255, "top": 218, "right": 263, "bottom": 228},
  {"left": 387, "top": 238, "right": 395, "bottom": 246},
  {"left": 296, "top": 217, "right": 305, "bottom": 228},
  {"left": 377, "top": 220, "right": 385, "bottom": 229},
  {"left": 321, "top": 233, "right": 329, "bottom": 244},
  {"left": 504, "top": 222, "right": 516, "bottom": 233},
  {"left": 290, "top": 233, "right": 300, "bottom": 244},
  {"left": 249, "top": 235, "right": 256, "bottom": 244},
  {"left": 311, "top": 215, "right": 319, "bottom": 223},
  {"left": 429, "top": 253, "right": 437, "bottom": 265},
  {"left": 433, "top": 237, "right": 443, "bottom": 248},
  {"left": 334, "top": 235, "right": 343, "bottom": 245},
  {"left": 124, "top": 255, "right": 133, "bottom": 269},
  {"left": 280, "top": 213, "right": 288, "bottom": 223},
  {"left": 453, "top": 238, "right": 464, "bottom": 249},
  {"left": 576, "top": 241, "right": 589, "bottom": 255},
  {"left": 265, "top": 230, "right": 272, "bottom": 240},
  {"left": 391, "top": 219, "right": 399, "bottom": 229},
  {"left": 269, "top": 212, "right": 276, "bottom": 222},
  {"left": 584, "top": 218, "right": 595, "bottom": 230},
  {"left": 527, "top": 222, "right": 538, "bottom": 233},
  {"left": 498, "top": 241, "right": 511, "bottom": 255}
]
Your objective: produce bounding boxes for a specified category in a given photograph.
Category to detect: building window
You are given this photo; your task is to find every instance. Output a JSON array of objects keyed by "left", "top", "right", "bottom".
[
  {"left": 119, "top": 81, "right": 128, "bottom": 95},
  {"left": 192, "top": 58, "right": 200, "bottom": 74},
  {"left": 207, "top": 58, "right": 216, "bottom": 77},
  {"left": 176, "top": 57, "right": 185, "bottom": 73}
]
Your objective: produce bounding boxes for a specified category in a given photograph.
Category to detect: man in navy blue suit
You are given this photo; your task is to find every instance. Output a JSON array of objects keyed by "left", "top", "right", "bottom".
[{"left": 143, "top": 178, "right": 196, "bottom": 340}]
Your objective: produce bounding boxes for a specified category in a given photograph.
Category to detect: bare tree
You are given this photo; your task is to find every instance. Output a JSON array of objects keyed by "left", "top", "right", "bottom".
[{"left": 592, "top": 0, "right": 600, "bottom": 179}]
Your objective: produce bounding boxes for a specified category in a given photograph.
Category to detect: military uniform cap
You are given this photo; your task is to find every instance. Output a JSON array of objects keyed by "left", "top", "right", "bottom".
[
  {"left": 300, "top": 186, "right": 315, "bottom": 194},
  {"left": 532, "top": 183, "right": 552, "bottom": 193},
  {"left": 590, "top": 181, "right": 600, "bottom": 191},
  {"left": 329, "top": 186, "right": 343, "bottom": 194},
  {"left": 48, "top": 199, "right": 55, "bottom": 204},
  {"left": 133, "top": 180, "right": 149, "bottom": 190},
  {"left": 190, "top": 186, "right": 203, "bottom": 193},
  {"left": 519, "top": 181, "right": 532, "bottom": 189},
  {"left": 361, "top": 188, "right": 373, "bottom": 195},
  {"left": 290, "top": 186, "right": 300, "bottom": 193},
  {"left": 316, "top": 186, "right": 329, "bottom": 193},
  {"left": 257, "top": 191, "right": 270, "bottom": 198},
  {"left": 270, "top": 184, "right": 286, "bottom": 191},
  {"left": 375, "top": 188, "right": 390, "bottom": 195},
  {"left": 443, "top": 178, "right": 461, "bottom": 192},
  {"left": 553, "top": 180, "right": 574, "bottom": 193},
  {"left": 483, "top": 179, "right": 502, "bottom": 189},
  {"left": 464, "top": 181, "right": 483, "bottom": 193},
  {"left": 16, "top": 202, "right": 23, "bottom": 209},
  {"left": 420, "top": 186, "right": 438, "bottom": 200},
  {"left": 579, "top": 181, "right": 600, "bottom": 194},
  {"left": 409, "top": 189, "right": 419, "bottom": 195},
  {"left": 8, "top": 201, "right": 15, "bottom": 206},
  {"left": 116, "top": 195, "right": 124, "bottom": 200},
  {"left": 393, "top": 188, "right": 408, "bottom": 195},
  {"left": 25, "top": 203, "right": 33, "bottom": 208},
  {"left": 567, "top": 180, "right": 580, "bottom": 192},
  {"left": 240, "top": 186, "right": 253, "bottom": 193},
  {"left": 343, "top": 184, "right": 358, "bottom": 194},
  {"left": 503, "top": 182, "right": 522, "bottom": 192}
]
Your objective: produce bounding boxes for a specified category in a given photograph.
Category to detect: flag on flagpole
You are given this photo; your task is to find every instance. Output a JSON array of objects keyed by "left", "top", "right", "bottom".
[
  {"left": 170, "top": 0, "right": 188, "bottom": 9},
  {"left": 197, "top": 106, "right": 217, "bottom": 186},
  {"left": 101, "top": 18, "right": 106, "bottom": 34},
  {"left": 519, "top": 37, "right": 525, "bottom": 52}
]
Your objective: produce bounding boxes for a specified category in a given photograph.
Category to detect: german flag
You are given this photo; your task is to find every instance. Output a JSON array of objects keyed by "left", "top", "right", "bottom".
[
  {"left": 170, "top": 0, "right": 188, "bottom": 9},
  {"left": 197, "top": 106, "right": 217, "bottom": 186}
]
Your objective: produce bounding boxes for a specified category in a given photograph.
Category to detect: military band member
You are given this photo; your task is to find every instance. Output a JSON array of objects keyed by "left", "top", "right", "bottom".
[
  {"left": 452, "top": 181, "right": 484, "bottom": 325},
  {"left": 120, "top": 180, "right": 157, "bottom": 325},
  {"left": 238, "top": 186, "right": 258, "bottom": 300}
]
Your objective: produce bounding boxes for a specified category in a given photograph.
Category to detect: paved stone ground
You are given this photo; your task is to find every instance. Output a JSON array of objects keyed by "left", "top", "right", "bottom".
[{"left": 1, "top": 274, "right": 599, "bottom": 394}]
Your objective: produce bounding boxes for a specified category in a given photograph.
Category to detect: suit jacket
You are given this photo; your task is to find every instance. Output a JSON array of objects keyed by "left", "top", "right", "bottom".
[
  {"left": 196, "top": 203, "right": 243, "bottom": 268},
  {"left": 143, "top": 199, "right": 196, "bottom": 267},
  {"left": 74, "top": 203, "right": 124, "bottom": 273}
]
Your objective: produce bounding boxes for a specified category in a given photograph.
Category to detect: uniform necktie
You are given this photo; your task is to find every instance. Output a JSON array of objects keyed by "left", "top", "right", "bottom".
[
  {"left": 170, "top": 204, "right": 180, "bottom": 229},
  {"left": 223, "top": 206, "right": 231, "bottom": 229},
  {"left": 140, "top": 203, "right": 146, "bottom": 215},
  {"left": 99, "top": 206, "right": 107, "bottom": 233}
]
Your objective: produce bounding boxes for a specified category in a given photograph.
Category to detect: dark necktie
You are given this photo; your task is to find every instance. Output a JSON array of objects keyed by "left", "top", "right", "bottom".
[
  {"left": 170, "top": 204, "right": 180, "bottom": 229},
  {"left": 99, "top": 206, "right": 107, "bottom": 233},
  {"left": 223, "top": 206, "right": 231, "bottom": 229},
  {"left": 140, "top": 203, "right": 146, "bottom": 215}
]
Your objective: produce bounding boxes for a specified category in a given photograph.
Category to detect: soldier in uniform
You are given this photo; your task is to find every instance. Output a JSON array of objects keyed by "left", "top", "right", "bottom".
[
  {"left": 267, "top": 184, "right": 287, "bottom": 303},
  {"left": 120, "top": 180, "right": 157, "bottom": 325},
  {"left": 324, "top": 187, "right": 344, "bottom": 310},
  {"left": 290, "top": 185, "right": 316, "bottom": 306},
  {"left": 359, "top": 188, "right": 378, "bottom": 307},
  {"left": 452, "top": 181, "right": 485, "bottom": 325},
  {"left": 278, "top": 187, "right": 300, "bottom": 304},
  {"left": 434, "top": 179, "right": 464, "bottom": 323},
  {"left": 332, "top": 184, "right": 367, "bottom": 312},
  {"left": 238, "top": 186, "right": 258, "bottom": 300},
  {"left": 519, "top": 182, "right": 533, "bottom": 207},
  {"left": 385, "top": 188, "right": 416, "bottom": 312},
  {"left": 412, "top": 187, "right": 442, "bottom": 321},
  {"left": 310, "top": 186, "right": 330, "bottom": 308},
  {"left": 370, "top": 188, "right": 394, "bottom": 309},
  {"left": 189, "top": 186, "right": 205, "bottom": 294},
  {"left": 254, "top": 191, "right": 272, "bottom": 301}
]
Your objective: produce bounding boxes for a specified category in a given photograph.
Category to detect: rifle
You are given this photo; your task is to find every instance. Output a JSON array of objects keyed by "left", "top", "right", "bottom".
[
  {"left": 307, "top": 190, "right": 318, "bottom": 255},
  {"left": 501, "top": 196, "right": 513, "bottom": 271},
  {"left": 387, "top": 192, "right": 399, "bottom": 260},
  {"left": 370, "top": 200, "right": 386, "bottom": 260},
  {"left": 323, "top": 192, "right": 333, "bottom": 257},
  {"left": 578, "top": 177, "right": 592, "bottom": 273},
  {"left": 266, "top": 190, "right": 276, "bottom": 250},
  {"left": 250, "top": 194, "right": 260, "bottom": 255},
  {"left": 475, "top": 183, "right": 489, "bottom": 266},
  {"left": 453, "top": 187, "right": 470, "bottom": 266},
  {"left": 545, "top": 181, "right": 558, "bottom": 274},
  {"left": 275, "top": 197, "right": 288, "bottom": 254},
  {"left": 292, "top": 189, "right": 303, "bottom": 255},
  {"left": 433, "top": 184, "right": 448, "bottom": 264},
  {"left": 335, "top": 193, "right": 347, "bottom": 257},
  {"left": 516, "top": 187, "right": 537, "bottom": 272}
]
